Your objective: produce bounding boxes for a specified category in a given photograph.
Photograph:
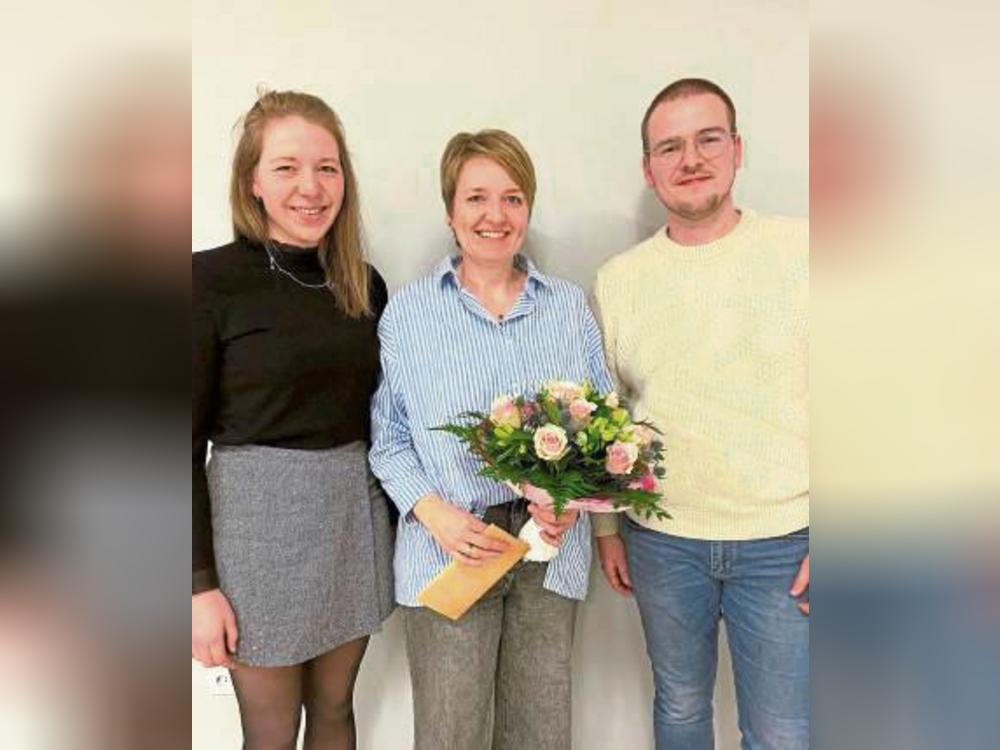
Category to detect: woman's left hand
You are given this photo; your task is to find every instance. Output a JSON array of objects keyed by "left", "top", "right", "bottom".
[{"left": 527, "top": 504, "right": 579, "bottom": 546}]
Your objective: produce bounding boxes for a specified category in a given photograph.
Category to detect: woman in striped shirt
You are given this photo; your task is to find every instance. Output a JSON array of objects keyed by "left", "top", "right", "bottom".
[{"left": 370, "top": 129, "right": 614, "bottom": 749}]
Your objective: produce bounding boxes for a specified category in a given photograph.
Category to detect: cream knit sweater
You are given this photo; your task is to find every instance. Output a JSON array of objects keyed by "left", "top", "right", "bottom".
[{"left": 591, "top": 209, "right": 809, "bottom": 540}]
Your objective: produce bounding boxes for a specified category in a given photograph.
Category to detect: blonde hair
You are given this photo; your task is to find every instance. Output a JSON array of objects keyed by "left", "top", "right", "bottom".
[
  {"left": 230, "top": 89, "right": 371, "bottom": 317},
  {"left": 439, "top": 129, "right": 536, "bottom": 216}
]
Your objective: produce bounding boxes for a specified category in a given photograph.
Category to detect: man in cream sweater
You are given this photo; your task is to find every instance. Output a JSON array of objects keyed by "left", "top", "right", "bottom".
[{"left": 592, "top": 79, "right": 809, "bottom": 750}]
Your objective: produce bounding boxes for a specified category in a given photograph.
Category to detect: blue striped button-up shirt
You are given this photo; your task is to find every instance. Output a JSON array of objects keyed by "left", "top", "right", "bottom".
[{"left": 369, "top": 255, "right": 614, "bottom": 606}]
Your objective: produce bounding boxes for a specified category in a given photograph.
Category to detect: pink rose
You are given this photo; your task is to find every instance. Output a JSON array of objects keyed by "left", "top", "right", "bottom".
[
  {"left": 633, "top": 425, "right": 655, "bottom": 446},
  {"left": 533, "top": 424, "right": 569, "bottom": 461},
  {"left": 489, "top": 395, "right": 521, "bottom": 429},
  {"left": 629, "top": 473, "right": 657, "bottom": 492},
  {"left": 605, "top": 440, "right": 639, "bottom": 475},
  {"left": 568, "top": 398, "right": 597, "bottom": 423},
  {"left": 546, "top": 380, "right": 585, "bottom": 403}
]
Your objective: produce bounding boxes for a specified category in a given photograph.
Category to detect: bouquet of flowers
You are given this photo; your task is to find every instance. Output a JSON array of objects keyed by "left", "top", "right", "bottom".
[{"left": 435, "top": 380, "right": 669, "bottom": 559}]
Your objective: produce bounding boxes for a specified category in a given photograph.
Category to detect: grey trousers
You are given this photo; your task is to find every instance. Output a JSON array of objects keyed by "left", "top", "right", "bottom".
[{"left": 403, "top": 501, "right": 578, "bottom": 750}]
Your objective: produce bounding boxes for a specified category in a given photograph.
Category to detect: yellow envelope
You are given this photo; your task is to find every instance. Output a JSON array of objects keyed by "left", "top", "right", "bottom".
[{"left": 417, "top": 524, "right": 530, "bottom": 620}]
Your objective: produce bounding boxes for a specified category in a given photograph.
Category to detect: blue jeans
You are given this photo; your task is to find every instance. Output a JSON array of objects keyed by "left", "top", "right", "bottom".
[{"left": 623, "top": 518, "right": 809, "bottom": 750}]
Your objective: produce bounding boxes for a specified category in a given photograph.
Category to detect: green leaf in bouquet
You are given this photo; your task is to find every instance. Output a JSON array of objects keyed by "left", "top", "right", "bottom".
[
  {"left": 600, "top": 488, "right": 671, "bottom": 521},
  {"left": 543, "top": 398, "right": 562, "bottom": 425},
  {"left": 432, "top": 424, "right": 471, "bottom": 440}
]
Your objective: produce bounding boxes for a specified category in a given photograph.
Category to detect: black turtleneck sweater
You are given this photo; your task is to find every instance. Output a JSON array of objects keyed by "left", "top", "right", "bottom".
[{"left": 192, "top": 238, "right": 388, "bottom": 593}]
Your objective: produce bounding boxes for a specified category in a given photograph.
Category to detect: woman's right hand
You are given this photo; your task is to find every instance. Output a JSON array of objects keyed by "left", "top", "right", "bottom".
[
  {"left": 192, "top": 588, "right": 239, "bottom": 668},
  {"left": 413, "top": 495, "right": 509, "bottom": 566}
]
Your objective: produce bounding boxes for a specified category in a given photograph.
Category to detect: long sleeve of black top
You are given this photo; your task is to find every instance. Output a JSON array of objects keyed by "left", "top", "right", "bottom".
[{"left": 192, "top": 239, "right": 388, "bottom": 594}]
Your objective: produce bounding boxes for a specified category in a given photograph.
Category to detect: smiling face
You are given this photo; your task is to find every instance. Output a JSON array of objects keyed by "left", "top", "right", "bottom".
[
  {"left": 447, "top": 156, "right": 529, "bottom": 266},
  {"left": 642, "top": 93, "right": 742, "bottom": 223},
  {"left": 251, "top": 115, "right": 344, "bottom": 247}
]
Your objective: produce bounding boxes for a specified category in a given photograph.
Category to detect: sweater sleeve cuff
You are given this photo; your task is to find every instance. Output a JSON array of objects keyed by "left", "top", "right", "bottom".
[
  {"left": 592, "top": 513, "right": 621, "bottom": 537},
  {"left": 192, "top": 568, "right": 219, "bottom": 595}
]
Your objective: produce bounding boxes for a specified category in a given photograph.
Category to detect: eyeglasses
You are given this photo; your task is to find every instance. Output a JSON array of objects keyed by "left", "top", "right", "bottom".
[{"left": 645, "top": 128, "right": 737, "bottom": 167}]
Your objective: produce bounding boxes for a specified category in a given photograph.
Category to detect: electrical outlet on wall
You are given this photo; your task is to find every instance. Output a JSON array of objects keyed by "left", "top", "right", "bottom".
[{"left": 204, "top": 666, "right": 235, "bottom": 696}]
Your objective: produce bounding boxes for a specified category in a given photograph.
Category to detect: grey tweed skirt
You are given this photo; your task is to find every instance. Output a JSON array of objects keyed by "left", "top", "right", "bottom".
[{"left": 207, "top": 441, "right": 394, "bottom": 667}]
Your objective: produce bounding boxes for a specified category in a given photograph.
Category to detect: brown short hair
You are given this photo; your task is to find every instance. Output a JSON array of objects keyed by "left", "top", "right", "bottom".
[
  {"left": 439, "top": 129, "right": 537, "bottom": 215},
  {"left": 230, "top": 89, "right": 371, "bottom": 317},
  {"left": 640, "top": 78, "right": 738, "bottom": 154}
]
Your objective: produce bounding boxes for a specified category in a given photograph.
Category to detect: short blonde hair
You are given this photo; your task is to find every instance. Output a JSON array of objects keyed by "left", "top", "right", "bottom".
[
  {"left": 439, "top": 129, "right": 537, "bottom": 216},
  {"left": 230, "top": 89, "right": 371, "bottom": 317}
]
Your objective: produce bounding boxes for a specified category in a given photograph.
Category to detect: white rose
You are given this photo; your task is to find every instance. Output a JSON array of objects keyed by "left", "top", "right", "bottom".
[{"left": 533, "top": 424, "right": 569, "bottom": 461}]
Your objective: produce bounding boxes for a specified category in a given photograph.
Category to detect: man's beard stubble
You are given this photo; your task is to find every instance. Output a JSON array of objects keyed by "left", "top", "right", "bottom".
[
  {"left": 665, "top": 166, "right": 736, "bottom": 223},
  {"left": 667, "top": 192, "right": 724, "bottom": 222}
]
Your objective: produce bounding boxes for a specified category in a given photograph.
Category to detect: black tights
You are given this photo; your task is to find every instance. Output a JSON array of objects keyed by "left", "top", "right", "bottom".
[{"left": 230, "top": 636, "right": 369, "bottom": 750}]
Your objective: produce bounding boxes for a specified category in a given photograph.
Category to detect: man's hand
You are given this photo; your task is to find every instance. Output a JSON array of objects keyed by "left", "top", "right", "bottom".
[
  {"left": 596, "top": 533, "right": 633, "bottom": 596},
  {"left": 790, "top": 553, "right": 809, "bottom": 615},
  {"left": 192, "top": 588, "right": 238, "bottom": 668},
  {"left": 414, "top": 495, "right": 509, "bottom": 566},
  {"left": 528, "top": 503, "right": 580, "bottom": 546}
]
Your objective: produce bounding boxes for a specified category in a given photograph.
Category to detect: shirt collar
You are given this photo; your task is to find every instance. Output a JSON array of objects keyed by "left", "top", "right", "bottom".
[{"left": 434, "top": 254, "right": 551, "bottom": 291}]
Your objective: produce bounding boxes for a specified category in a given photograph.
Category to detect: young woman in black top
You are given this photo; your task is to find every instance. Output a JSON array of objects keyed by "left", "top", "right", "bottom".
[{"left": 192, "top": 90, "right": 393, "bottom": 749}]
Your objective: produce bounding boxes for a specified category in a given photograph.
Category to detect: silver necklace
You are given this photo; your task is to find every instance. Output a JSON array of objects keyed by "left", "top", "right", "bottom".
[{"left": 263, "top": 240, "right": 328, "bottom": 289}]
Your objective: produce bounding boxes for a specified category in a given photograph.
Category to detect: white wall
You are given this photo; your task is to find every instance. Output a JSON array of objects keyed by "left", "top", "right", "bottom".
[{"left": 192, "top": 1, "right": 808, "bottom": 747}]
